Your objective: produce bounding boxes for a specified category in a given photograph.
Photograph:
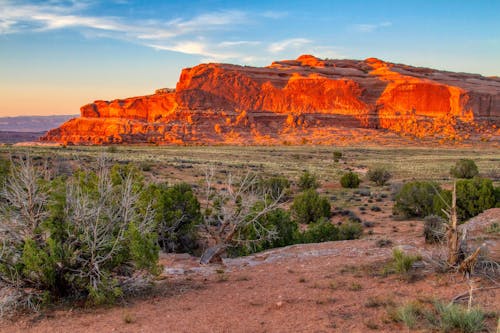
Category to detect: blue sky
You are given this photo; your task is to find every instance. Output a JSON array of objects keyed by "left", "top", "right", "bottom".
[{"left": 0, "top": 0, "right": 499, "bottom": 116}]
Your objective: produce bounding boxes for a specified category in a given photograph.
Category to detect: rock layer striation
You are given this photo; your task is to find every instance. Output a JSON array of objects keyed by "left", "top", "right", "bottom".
[{"left": 42, "top": 55, "right": 500, "bottom": 144}]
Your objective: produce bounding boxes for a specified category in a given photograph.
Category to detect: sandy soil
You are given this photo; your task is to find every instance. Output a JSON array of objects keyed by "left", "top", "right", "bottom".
[{"left": 1, "top": 210, "right": 498, "bottom": 333}]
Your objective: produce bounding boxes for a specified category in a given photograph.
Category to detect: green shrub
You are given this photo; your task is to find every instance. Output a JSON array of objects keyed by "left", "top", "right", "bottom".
[
  {"left": 106, "top": 145, "right": 118, "bottom": 153},
  {"left": 155, "top": 182, "right": 201, "bottom": 253},
  {"left": 0, "top": 156, "right": 10, "bottom": 188},
  {"left": 393, "top": 249, "right": 418, "bottom": 274},
  {"left": 291, "top": 189, "right": 331, "bottom": 224},
  {"left": 340, "top": 172, "right": 361, "bottom": 188},
  {"left": 485, "top": 222, "right": 499, "bottom": 234},
  {"left": 457, "top": 178, "right": 497, "bottom": 219},
  {"left": 301, "top": 218, "right": 339, "bottom": 243},
  {"left": 262, "top": 209, "right": 299, "bottom": 248},
  {"left": 391, "top": 301, "right": 486, "bottom": 333},
  {"left": 298, "top": 171, "right": 320, "bottom": 191},
  {"left": 393, "top": 181, "right": 441, "bottom": 218},
  {"left": 386, "top": 249, "right": 420, "bottom": 276},
  {"left": 423, "top": 215, "right": 447, "bottom": 243},
  {"left": 0, "top": 158, "right": 160, "bottom": 310},
  {"left": 333, "top": 151, "right": 343, "bottom": 162},
  {"left": 338, "top": 221, "right": 363, "bottom": 240},
  {"left": 435, "top": 302, "right": 485, "bottom": 333},
  {"left": 393, "top": 301, "right": 424, "bottom": 329},
  {"left": 232, "top": 210, "right": 360, "bottom": 254},
  {"left": 301, "top": 219, "right": 362, "bottom": 244},
  {"left": 259, "top": 175, "right": 291, "bottom": 201},
  {"left": 432, "top": 189, "right": 452, "bottom": 219},
  {"left": 433, "top": 178, "right": 496, "bottom": 221},
  {"left": 229, "top": 208, "right": 299, "bottom": 256},
  {"left": 367, "top": 167, "right": 392, "bottom": 186},
  {"left": 494, "top": 186, "right": 500, "bottom": 208},
  {"left": 450, "top": 159, "right": 479, "bottom": 179}
]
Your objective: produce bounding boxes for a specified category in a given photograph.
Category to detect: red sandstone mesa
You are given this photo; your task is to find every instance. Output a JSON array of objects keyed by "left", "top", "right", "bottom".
[{"left": 41, "top": 55, "right": 500, "bottom": 144}]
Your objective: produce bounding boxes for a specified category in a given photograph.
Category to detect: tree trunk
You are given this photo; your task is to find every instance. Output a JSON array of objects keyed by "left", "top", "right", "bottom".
[
  {"left": 200, "top": 244, "right": 227, "bottom": 265},
  {"left": 447, "top": 181, "right": 460, "bottom": 267}
]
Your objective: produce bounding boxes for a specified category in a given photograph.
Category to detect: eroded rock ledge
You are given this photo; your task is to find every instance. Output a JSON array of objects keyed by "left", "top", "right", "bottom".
[{"left": 41, "top": 55, "right": 500, "bottom": 144}]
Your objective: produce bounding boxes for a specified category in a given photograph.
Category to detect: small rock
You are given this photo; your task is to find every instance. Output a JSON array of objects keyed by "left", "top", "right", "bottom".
[{"left": 164, "top": 268, "right": 185, "bottom": 275}]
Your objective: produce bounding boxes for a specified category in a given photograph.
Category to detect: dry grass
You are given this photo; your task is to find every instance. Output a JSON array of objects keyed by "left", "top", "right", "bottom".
[{"left": 1, "top": 145, "right": 498, "bottom": 186}]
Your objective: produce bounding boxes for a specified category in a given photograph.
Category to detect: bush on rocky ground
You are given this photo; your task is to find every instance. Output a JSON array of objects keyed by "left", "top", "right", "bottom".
[
  {"left": 298, "top": 171, "right": 320, "bottom": 191},
  {"left": 291, "top": 189, "right": 331, "bottom": 224},
  {"left": 433, "top": 178, "right": 497, "bottom": 221},
  {"left": 423, "top": 215, "right": 447, "bottom": 244},
  {"left": 393, "top": 181, "right": 441, "bottom": 218},
  {"left": 450, "top": 159, "right": 479, "bottom": 179},
  {"left": 367, "top": 167, "right": 392, "bottom": 186},
  {"left": 0, "top": 157, "right": 160, "bottom": 313},
  {"left": 154, "top": 182, "right": 202, "bottom": 253},
  {"left": 258, "top": 175, "right": 291, "bottom": 201},
  {"left": 340, "top": 172, "right": 361, "bottom": 188}
]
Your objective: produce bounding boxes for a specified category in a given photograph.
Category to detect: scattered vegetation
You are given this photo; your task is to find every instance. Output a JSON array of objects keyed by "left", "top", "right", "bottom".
[
  {"left": 0, "top": 157, "right": 160, "bottom": 312},
  {"left": 0, "top": 156, "right": 10, "bottom": 187},
  {"left": 367, "top": 167, "right": 392, "bottom": 186},
  {"left": 199, "top": 170, "right": 283, "bottom": 263},
  {"left": 291, "top": 189, "right": 331, "bottom": 224},
  {"left": 433, "top": 177, "right": 497, "bottom": 221},
  {"left": 258, "top": 209, "right": 299, "bottom": 249},
  {"left": 376, "top": 239, "right": 393, "bottom": 248},
  {"left": 106, "top": 145, "right": 118, "bottom": 153},
  {"left": 364, "top": 296, "right": 393, "bottom": 308},
  {"left": 0, "top": 145, "right": 496, "bottom": 327},
  {"left": 393, "top": 181, "right": 441, "bottom": 217},
  {"left": 391, "top": 301, "right": 486, "bottom": 333},
  {"left": 333, "top": 151, "right": 342, "bottom": 162},
  {"left": 450, "top": 159, "right": 479, "bottom": 179},
  {"left": 338, "top": 220, "right": 364, "bottom": 240},
  {"left": 435, "top": 302, "right": 486, "bottom": 333},
  {"left": 340, "top": 172, "right": 361, "bottom": 188},
  {"left": 298, "top": 171, "right": 320, "bottom": 191},
  {"left": 231, "top": 208, "right": 299, "bottom": 256},
  {"left": 301, "top": 218, "right": 338, "bottom": 243},
  {"left": 348, "top": 282, "right": 362, "bottom": 291},
  {"left": 301, "top": 219, "right": 362, "bottom": 243},
  {"left": 155, "top": 182, "right": 201, "bottom": 253},
  {"left": 392, "top": 301, "right": 422, "bottom": 329},
  {"left": 258, "top": 175, "right": 291, "bottom": 201},
  {"left": 485, "top": 222, "right": 499, "bottom": 234},
  {"left": 423, "top": 215, "right": 447, "bottom": 243},
  {"left": 384, "top": 249, "right": 420, "bottom": 277}
]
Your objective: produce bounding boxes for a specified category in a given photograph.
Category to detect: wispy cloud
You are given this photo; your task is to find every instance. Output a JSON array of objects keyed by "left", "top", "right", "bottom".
[
  {"left": 0, "top": 1, "right": 344, "bottom": 64},
  {"left": 173, "top": 10, "right": 247, "bottom": 31},
  {"left": 268, "top": 38, "right": 311, "bottom": 53},
  {"left": 0, "top": 18, "right": 15, "bottom": 34},
  {"left": 0, "top": 3, "right": 244, "bottom": 37},
  {"left": 218, "top": 40, "right": 261, "bottom": 47},
  {"left": 0, "top": 2, "right": 130, "bottom": 33},
  {"left": 261, "top": 11, "right": 288, "bottom": 19},
  {"left": 148, "top": 41, "right": 239, "bottom": 61},
  {"left": 307, "top": 46, "right": 346, "bottom": 60},
  {"left": 353, "top": 21, "right": 392, "bottom": 33}
]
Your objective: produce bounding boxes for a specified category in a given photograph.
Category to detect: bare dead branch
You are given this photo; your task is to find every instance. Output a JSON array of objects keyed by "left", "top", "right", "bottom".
[{"left": 200, "top": 167, "right": 285, "bottom": 264}]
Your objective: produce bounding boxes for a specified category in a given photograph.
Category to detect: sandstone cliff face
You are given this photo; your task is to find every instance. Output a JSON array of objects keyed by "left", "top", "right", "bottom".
[
  {"left": 42, "top": 55, "right": 500, "bottom": 144},
  {"left": 80, "top": 91, "right": 177, "bottom": 122}
]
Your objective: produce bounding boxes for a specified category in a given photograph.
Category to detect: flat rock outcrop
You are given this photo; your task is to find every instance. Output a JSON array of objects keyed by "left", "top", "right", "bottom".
[{"left": 41, "top": 55, "right": 500, "bottom": 144}]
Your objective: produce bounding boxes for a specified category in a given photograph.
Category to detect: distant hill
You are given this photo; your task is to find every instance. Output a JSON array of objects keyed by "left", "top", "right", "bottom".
[
  {"left": 0, "top": 115, "right": 76, "bottom": 132},
  {"left": 0, "top": 131, "right": 46, "bottom": 144}
]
